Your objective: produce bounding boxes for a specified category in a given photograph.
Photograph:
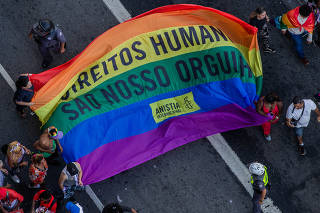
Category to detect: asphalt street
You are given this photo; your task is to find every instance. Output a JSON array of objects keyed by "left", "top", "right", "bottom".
[{"left": 0, "top": 0, "right": 320, "bottom": 212}]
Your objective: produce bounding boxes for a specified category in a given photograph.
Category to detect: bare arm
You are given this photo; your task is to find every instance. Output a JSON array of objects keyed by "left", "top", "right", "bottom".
[
  {"left": 60, "top": 42, "right": 66, "bottom": 53},
  {"left": 56, "top": 139, "right": 63, "bottom": 153},
  {"left": 18, "top": 161, "right": 28, "bottom": 167},
  {"left": 21, "top": 145, "right": 31, "bottom": 154},
  {"left": 131, "top": 208, "right": 138, "bottom": 213},
  {"left": 19, "top": 73, "right": 32, "bottom": 77},
  {"left": 28, "top": 31, "right": 33, "bottom": 39},
  {"left": 286, "top": 118, "right": 295, "bottom": 128},
  {"left": 15, "top": 100, "right": 34, "bottom": 106},
  {"left": 315, "top": 108, "right": 320, "bottom": 122},
  {"left": 256, "top": 97, "right": 267, "bottom": 116},
  {"left": 0, "top": 204, "right": 9, "bottom": 213},
  {"left": 259, "top": 188, "right": 267, "bottom": 204},
  {"left": 276, "top": 101, "right": 283, "bottom": 115},
  {"left": 7, "top": 156, "right": 16, "bottom": 168},
  {"left": 58, "top": 172, "right": 67, "bottom": 190},
  {"left": 31, "top": 200, "right": 36, "bottom": 213},
  {"left": 74, "top": 162, "right": 83, "bottom": 185}
]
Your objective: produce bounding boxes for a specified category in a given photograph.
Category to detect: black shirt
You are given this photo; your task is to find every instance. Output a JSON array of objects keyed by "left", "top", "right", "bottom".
[
  {"left": 252, "top": 180, "right": 266, "bottom": 201},
  {"left": 14, "top": 85, "right": 34, "bottom": 103},
  {"left": 249, "top": 17, "right": 267, "bottom": 31}
]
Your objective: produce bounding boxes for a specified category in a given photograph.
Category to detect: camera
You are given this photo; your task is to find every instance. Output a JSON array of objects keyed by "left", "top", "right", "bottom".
[{"left": 290, "top": 118, "right": 298, "bottom": 126}]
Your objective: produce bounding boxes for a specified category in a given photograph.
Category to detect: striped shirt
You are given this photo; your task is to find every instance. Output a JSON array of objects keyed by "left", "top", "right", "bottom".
[{"left": 286, "top": 99, "right": 316, "bottom": 128}]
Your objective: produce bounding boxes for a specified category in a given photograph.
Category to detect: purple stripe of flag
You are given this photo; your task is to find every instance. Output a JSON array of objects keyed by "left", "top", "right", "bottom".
[{"left": 78, "top": 104, "right": 268, "bottom": 185}]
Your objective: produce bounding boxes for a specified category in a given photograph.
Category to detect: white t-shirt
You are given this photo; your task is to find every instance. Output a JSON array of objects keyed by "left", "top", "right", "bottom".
[{"left": 286, "top": 99, "right": 317, "bottom": 127}]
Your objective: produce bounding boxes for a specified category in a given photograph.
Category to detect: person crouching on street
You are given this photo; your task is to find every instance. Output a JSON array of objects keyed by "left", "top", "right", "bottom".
[
  {"left": 256, "top": 92, "right": 283, "bottom": 142},
  {"left": 58, "top": 162, "right": 85, "bottom": 200},
  {"left": 286, "top": 96, "right": 320, "bottom": 155},
  {"left": 249, "top": 7, "right": 276, "bottom": 53}
]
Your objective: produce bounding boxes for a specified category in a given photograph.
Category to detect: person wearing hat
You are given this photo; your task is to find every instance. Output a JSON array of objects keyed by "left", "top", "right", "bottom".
[
  {"left": 58, "top": 162, "right": 85, "bottom": 199},
  {"left": 29, "top": 19, "right": 66, "bottom": 68},
  {"left": 249, "top": 162, "right": 269, "bottom": 213},
  {"left": 13, "top": 74, "right": 34, "bottom": 118},
  {"left": 102, "top": 203, "right": 137, "bottom": 213},
  {"left": 33, "top": 126, "right": 64, "bottom": 164},
  {"left": 286, "top": 96, "right": 320, "bottom": 155}
]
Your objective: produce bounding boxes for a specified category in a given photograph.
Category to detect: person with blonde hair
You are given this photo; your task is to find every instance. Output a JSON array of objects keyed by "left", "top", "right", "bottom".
[{"left": 2, "top": 141, "right": 31, "bottom": 184}]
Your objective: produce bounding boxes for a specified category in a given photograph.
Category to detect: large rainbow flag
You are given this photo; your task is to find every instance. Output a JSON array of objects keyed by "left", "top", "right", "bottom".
[{"left": 30, "top": 4, "right": 267, "bottom": 184}]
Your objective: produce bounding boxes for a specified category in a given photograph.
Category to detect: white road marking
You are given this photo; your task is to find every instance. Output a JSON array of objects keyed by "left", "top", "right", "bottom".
[
  {"left": 117, "top": 195, "right": 123, "bottom": 203},
  {"left": 0, "top": 64, "right": 16, "bottom": 91},
  {"left": 207, "top": 134, "right": 282, "bottom": 213},
  {"left": 102, "top": 0, "right": 132, "bottom": 22},
  {"left": 85, "top": 185, "right": 104, "bottom": 212}
]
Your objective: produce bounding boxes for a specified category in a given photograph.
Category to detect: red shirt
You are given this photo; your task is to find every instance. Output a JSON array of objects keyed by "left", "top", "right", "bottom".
[
  {"left": 0, "top": 187, "right": 24, "bottom": 203},
  {"left": 33, "top": 190, "right": 57, "bottom": 212}
]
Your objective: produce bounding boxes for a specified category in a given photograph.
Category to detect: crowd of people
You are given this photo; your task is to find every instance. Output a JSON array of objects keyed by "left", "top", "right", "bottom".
[
  {"left": 3, "top": 1, "right": 320, "bottom": 213},
  {"left": 2, "top": 19, "right": 138, "bottom": 213},
  {"left": 248, "top": 1, "right": 320, "bottom": 212}
]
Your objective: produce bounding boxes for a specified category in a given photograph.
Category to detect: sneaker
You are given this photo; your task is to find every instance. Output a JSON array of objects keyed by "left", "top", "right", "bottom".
[
  {"left": 28, "top": 183, "right": 40, "bottom": 188},
  {"left": 10, "top": 175, "right": 20, "bottom": 184},
  {"left": 264, "top": 135, "right": 272, "bottom": 142},
  {"left": 299, "top": 145, "right": 306, "bottom": 156},
  {"left": 264, "top": 47, "right": 276, "bottom": 53},
  {"left": 300, "top": 57, "right": 310, "bottom": 65}
]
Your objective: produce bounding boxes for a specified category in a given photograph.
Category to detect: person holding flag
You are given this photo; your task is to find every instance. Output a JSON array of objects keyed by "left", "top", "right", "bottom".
[{"left": 33, "top": 126, "right": 64, "bottom": 164}]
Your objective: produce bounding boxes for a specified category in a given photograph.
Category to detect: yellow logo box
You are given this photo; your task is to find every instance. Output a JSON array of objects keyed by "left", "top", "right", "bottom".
[{"left": 149, "top": 92, "right": 201, "bottom": 123}]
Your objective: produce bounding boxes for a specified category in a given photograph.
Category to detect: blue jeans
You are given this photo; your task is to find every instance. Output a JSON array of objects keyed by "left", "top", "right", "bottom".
[{"left": 289, "top": 32, "right": 305, "bottom": 58}]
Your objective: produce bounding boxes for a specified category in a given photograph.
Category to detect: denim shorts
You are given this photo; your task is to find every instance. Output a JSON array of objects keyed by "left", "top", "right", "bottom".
[{"left": 294, "top": 127, "right": 304, "bottom": 137}]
